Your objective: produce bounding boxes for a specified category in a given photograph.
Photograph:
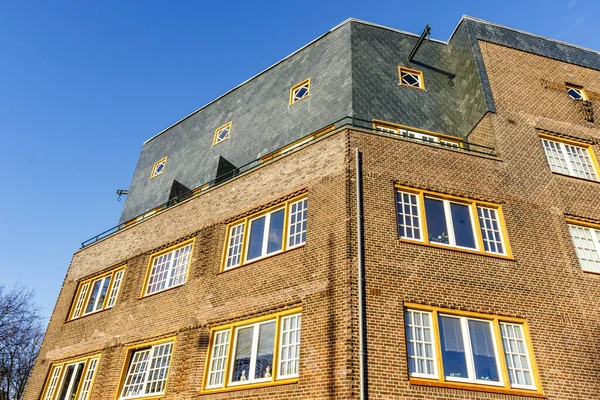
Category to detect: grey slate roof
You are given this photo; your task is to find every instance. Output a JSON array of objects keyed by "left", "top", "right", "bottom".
[{"left": 118, "top": 16, "right": 600, "bottom": 224}]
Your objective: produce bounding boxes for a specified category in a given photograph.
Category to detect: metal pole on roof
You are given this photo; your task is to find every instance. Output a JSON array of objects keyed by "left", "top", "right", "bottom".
[{"left": 408, "top": 25, "right": 431, "bottom": 62}]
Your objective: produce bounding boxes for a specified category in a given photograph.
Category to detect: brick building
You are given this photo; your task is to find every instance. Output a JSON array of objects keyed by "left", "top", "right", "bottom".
[{"left": 24, "top": 16, "right": 600, "bottom": 400}]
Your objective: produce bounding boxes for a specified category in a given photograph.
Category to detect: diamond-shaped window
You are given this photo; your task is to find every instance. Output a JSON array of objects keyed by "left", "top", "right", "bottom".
[
  {"left": 290, "top": 79, "right": 310, "bottom": 104},
  {"left": 213, "top": 122, "right": 232, "bottom": 145},
  {"left": 151, "top": 157, "right": 167, "bottom": 179},
  {"left": 399, "top": 67, "right": 424, "bottom": 89},
  {"left": 566, "top": 85, "right": 586, "bottom": 100}
]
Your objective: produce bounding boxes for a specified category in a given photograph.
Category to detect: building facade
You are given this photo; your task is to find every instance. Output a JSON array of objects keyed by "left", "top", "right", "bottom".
[{"left": 24, "top": 16, "right": 600, "bottom": 400}]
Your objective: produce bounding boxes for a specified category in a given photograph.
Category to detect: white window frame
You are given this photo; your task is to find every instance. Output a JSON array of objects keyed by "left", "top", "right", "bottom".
[
  {"left": 566, "top": 84, "right": 587, "bottom": 100},
  {"left": 568, "top": 223, "right": 600, "bottom": 273},
  {"left": 405, "top": 310, "right": 437, "bottom": 379},
  {"left": 541, "top": 138, "right": 598, "bottom": 181},
  {"left": 499, "top": 322, "right": 537, "bottom": 390},
  {"left": 477, "top": 206, "right": 507, "bottom": 256},
  {"left": 399, "top": 68, "right": 424, "bottom": 89},
  {"left": 278, "top": 314, "right": 301, "bottom": 379},
  {"left": 151, "top": 158, "right": 167, "bottom": 179},
  {"left": 206, "top": 330, "right": 231, "bottom": 389},
  {"left": 246, "top": 207, "right": 286, "bottom": 262},
  {"left": 119, "top": 341, "right": 174, "bottom": 400},
  {"left": 214, "top": 125, "right": 231, "bottom": 144},
  {"left": 287, "top": 198, "right": 308, "bottom": 249},
  {"left": 439, "top": 314, "right": 504, "bottom": 387},
  {"left": 83, "top": 275, "right": 112, "bottom": 316},
  {"left": 228, "top": 319, "right": 277, "bottom": 386},
  {"left": 144, "top": 242, "right": 193, "bottom": 296},
  {"left": 290, "top": 79, "right": 310, "bottom": 104},
  {"left": 71, "top": 283, "right": 90, "bottom": 319},
  {"left": 424, "top": 197, "right": 479, "bottom": 251},
  {"left": 225, "top": 223, "right": 245, "bottom": 269},
  {"left": 396, "top": 191, "right": 423, "bottom": 242},
  {"left": 43, "top": 356, "right": 101, "bottom": 400}
]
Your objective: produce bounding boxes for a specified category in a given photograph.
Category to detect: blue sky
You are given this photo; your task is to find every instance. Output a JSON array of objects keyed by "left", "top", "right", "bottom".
[{"left": 1, "top": 0, "right": 598, "bottom": 322}]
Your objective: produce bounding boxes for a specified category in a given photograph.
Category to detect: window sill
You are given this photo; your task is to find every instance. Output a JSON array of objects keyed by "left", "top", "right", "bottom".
[
  {"left": 551, "top": 171, "right": 600, "bottom": 183},
  {"left": 219, "top": 244, "right": 305, "bottom": 274},
  {"left": 409, "top": 378, "right": 545, "bottom": 398},
  {"left": 398, "top": 238, "right": 515, "bottom": 261},
  {"left": 201, "top": 377, "right": 298, "bottom": 395}
]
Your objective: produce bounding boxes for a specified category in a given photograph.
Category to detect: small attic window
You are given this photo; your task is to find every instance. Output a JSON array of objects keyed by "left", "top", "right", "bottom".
[
  {"left": 290, "top": 79, "right": 310, "bottom": 104},
  {"left": 566, "top": 84, "right": 587, "bottom": 100},
  {"left": 151, "top": 157, "right": 167, "bottom": 179},
  {"left": 213, "top": 122, "right": 232, "bottom": 146},
  {"left": 399, "top": 67, "right": 424, "bottom": 89}
]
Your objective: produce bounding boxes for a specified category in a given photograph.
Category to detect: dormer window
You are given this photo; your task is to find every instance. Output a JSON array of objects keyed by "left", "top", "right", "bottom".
[
  {"left": 290, "top": 79, "right": 310, "bottom": 104},
  {"left": 399, "top": 67, "right": 424, "bottom": 89},
  {"left": 566, "top": 84, "right": 587, "bottom": 100},
  {"left": 213, "top": 122, "right": 232, "bottom": 145},
  {"left": 151, "top": 157, "right": 167, "bottom": 179}
]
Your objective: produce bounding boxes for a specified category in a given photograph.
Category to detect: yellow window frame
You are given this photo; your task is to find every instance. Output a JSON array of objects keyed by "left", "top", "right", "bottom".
[
  {"left": 398, "top": 66, "right": 425, "bottom": 90},
  {"left": 373, "top": 120, "right": 464, "bottom": 147},
  {"left": 220, "top": 194, "right": 307, "bottom": 272},
  {"left": 213, "top": 121, "right": 232, "bottom": 146},
  {"left": 150, "top": 157, "right": 167, "bottom": 179},
  {"left": 68, "top": 265, "right": 126, "bottom": 321},
  {"left": 289, "top": 78, "right": 310, "bottom": 105},
  {"left": 404, "top": 303, "right": 543, "bottom": 397},
  {"left": 395, "top": 185, "right": 513, "bottom": 259},
  {"left": 114, "top": 336, "right": 177, "bottom": 400},
  {"left": 538, "top": 132, "right": 600, "bottom": 180},
  {"left": 565, "top": 83, "right": 588, "bottom": 100},
  {"left": 201, "top": 307, "right": 302, "bottom": 394},
  {"left": 140, "top": 238, "right": 195, "bottom": 298},
  {"left": 41, "top": 353, "right": 102, "bottom": 400}
]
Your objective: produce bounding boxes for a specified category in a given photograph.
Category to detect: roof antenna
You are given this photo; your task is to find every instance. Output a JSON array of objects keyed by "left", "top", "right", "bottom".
[
  {"left": 408, "top": 24, "right": 431, "bottom": 62},
  {"left": 117, "top": 189, "right": 129, "bottom": 202}
]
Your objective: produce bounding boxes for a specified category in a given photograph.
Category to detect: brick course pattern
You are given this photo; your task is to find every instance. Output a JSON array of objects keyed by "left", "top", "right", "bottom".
[{"left": 25, "top": 41, "right": 600, "bottom": 400}]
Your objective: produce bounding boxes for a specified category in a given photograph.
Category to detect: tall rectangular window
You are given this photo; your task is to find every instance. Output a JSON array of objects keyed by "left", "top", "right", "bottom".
[
  {"left": 203, "top": 309, "right": 301, "bottom": 392},
  {"left": 396, "top": 187, "right": 511, "bottom": 257},
  {"left": 144, "top": 240, "right": 193, "bottom": 296},
  {"left": 119, "top": 339, "right": 175, "bottom": 400},
  {"left": 69, "top": 266, "right": 126, "bottom": 320},
  {"left": 568, "top": 222, "right": 600, "bottom": 273},
  {"left": 41, "top": 355, "right": 101, "bottom": 400},
  {"left": 223, "top": 196, "right": 307, "bottom": 270},
  {"left": 404, "top": 304, "right": 540, "bottom": 395},
  {"left": 541, "top": 136, "right": 599, "bottom": 181}
]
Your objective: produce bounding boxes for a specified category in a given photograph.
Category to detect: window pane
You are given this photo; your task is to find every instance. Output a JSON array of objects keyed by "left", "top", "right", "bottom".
[
  {"left": 267, "top": 210, "right": 285, "bottom": 254},
  {"left": 85, "top": 280, "right": 102, "bottom": 314},
  {"left": 58, "top": 362, "right": 84, "bottom": 400},
  {"left": 279, "top": 314, "right": 301, "bottom": 377},
  {"left": 396, "top": 191, "right": 421, "bottom": 240},
  {"left": 77, "top": 358, "right": 99, "bottom": 400},
  {"left": 450, "top": 203, "right": 476, "bottom": 249},
  {"left": 541, "top": 139, "right": 570, "bottom": 175},
  {"left": 72, "top": 283, "right": 89, "bottom": 319},
  {"left": 288, "top": 199, "right": 307, "bottom": 247},
  {"left": 208, "top": 330, "right": 230, "bottom": 388},
  {"left": 425, "top": 198, "right": 449, "bottom": 244},
  {"left": 247, "top": 217, "right": 266, "bottom": 260},
  {"left": 121, "top": 349, "right": 151, "bottom": 398},
  {"left": 565, "top": 144, "right": 598, "bottom": 181},
  {"left": 146, "top": 252, "right": 172, "bottom": 294},
  {"left": 145, "top": 343, "right": 173, "bottom": 395},
  {"left": 500, "top": 323, "right": 534, "bottom": 388},
  {"left": 44, "top": 366, "right": 63, "bottom": 400},
  {"left": 226, "top": 223, "right": 245, "bottom": 268},
  {"left": 405, "top": 310, "right": 436, "bottom": 377},
  {"left": 106, "top": 270, "right": 124, "bottom": 308},
  {"left": 468, "top": 320, "right": 499, "bottom": 382},
  {"left": 255, "top": 322, "right": 275, "bottom": 380},
  {"left": 232, "top": 326, "right": 254, "bottom": 382},
  {"left": 439, "top": 315, "right": 468, "bottom": 379},
  {"left": 167, "top": 244, "right": 192, "bottom": 288},
  {"left": 477, "top": 207, "right": 504, "bottom": 254},
  {"left": 95, "top": 277, "right": 111, "bottom": 311},
  {"left": 569, "top": 225, "right": 600, "bottom": 273}
]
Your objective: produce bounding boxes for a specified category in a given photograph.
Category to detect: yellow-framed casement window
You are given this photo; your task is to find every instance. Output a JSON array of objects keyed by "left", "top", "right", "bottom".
[
  {"left": 395, "top": 186, "right": 512, "bottom": 258},
  {"left": 142, "top": 239, "right": 194, "bottom": 297},
  {"left": 289, "top": 78, "right": 310, "bottom": 105},
  {"left": 69, "top": 266, "right": 126, "bottom": 320},
  {"left": 213, "top": 121, "right": 232, "bottom": 146},
  {"left": 116, "top": 337, "right": 176, "bottom": 400},
  {"left": 150, "top": 157, "right": 167, "bottom": 179},
  {"left": 539, "top": 133, "right": 599, "bottom": 181},
  {"left": 202, "top": 308, "right": 302, "bottom": 393},
  {"left": 399, "top": 67, "right": 425, "bottom": 89},
  {"left": 567, "top": 218, "right": 600, "bottom": 274},
  {"left": 566, "top": 83, "right": 588, "bottom": 100},
  {"left": 41, "top": 354, "right": 101, "bottom": 400},
  {"left": 404, "top": 304, "right": 543, "bottom": 397},
  {"left": 222, "top": 195, "right": 307, "bottom": 271}
]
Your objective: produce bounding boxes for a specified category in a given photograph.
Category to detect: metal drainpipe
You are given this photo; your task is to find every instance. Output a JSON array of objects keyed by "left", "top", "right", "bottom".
[{"left": 355, "top": 148, "right": 367, "bottom": 400}]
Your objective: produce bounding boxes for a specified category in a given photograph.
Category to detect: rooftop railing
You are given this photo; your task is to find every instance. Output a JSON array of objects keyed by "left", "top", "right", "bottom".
[{"left": 80, "top": 116, "right": 495, "bottom": 248}]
